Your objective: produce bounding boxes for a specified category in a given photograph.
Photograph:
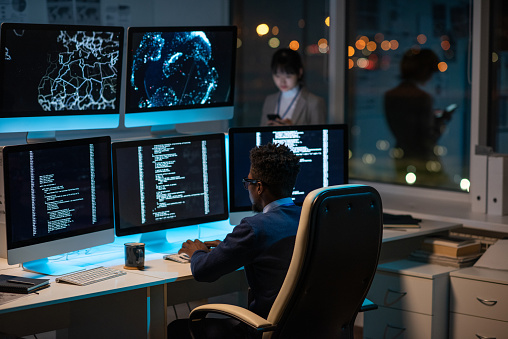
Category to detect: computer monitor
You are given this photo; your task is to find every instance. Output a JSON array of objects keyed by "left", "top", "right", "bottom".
[
  {"left": 0, "top": 136, "right": 114, "bottom": 275},
  {"left": 0, "top": 23, "right": 124, "bottom": 138},
  {"left": 229, "top": 124, "right": 349, "bottom": 212},
  {"left": 124, "top": 26, "right": 237, "bottom": 128},
  {"left": 112, "top": 133, "right": 228, "bottom": 247}
]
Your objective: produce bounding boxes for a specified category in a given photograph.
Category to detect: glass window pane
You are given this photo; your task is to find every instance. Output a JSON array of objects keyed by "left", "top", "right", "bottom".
[
  {"left": 231, "top": 0, "right": 330, "bottom": 127},
  {"left": 346, "top": 0, "right": 471, "bottom": 191}
]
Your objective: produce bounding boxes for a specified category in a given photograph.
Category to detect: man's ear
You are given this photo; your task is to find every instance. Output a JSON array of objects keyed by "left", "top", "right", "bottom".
[{"left": 257, "top": 182, "right": 265, "bottom": 195}]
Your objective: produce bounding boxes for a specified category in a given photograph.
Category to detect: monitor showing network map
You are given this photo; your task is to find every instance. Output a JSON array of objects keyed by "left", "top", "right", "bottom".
[
  {"left": 0, "top": 23, "right": 124, "bottom": 133},
  {"left": 124, "top": 26, "right": 237, "bottom": 127}
]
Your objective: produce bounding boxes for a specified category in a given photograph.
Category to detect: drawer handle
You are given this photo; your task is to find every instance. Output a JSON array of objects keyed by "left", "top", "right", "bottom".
[
  {"left": 386, "top": 324, "right": 406, "bottom": 331},
  {"left": 387, "top": 288, "right": 407, "bottom": 296},
  {"left": 475, "top": 334, "right": 496, "bottom": 339},
  {"left": 476, "top": 297, "right": 498, "bottom": 306},
  {"left": 384, "top": 323, "right": 406, "bottom": 338},
  {"left": 383, "top": 289, "right": 407, "bottom": 306}
]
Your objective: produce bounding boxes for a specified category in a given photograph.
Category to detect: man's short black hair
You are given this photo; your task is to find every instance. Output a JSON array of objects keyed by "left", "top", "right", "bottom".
[{"left": 250, "top": 143, "right": 301, "bottom": 199}]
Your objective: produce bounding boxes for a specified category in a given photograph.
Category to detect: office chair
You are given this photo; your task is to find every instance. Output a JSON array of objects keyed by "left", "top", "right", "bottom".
[{"left": 189, "top": 184, "right": 383, "bottom": 339}]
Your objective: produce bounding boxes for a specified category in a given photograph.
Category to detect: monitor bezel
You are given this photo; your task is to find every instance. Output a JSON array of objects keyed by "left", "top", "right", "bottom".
[
  {"left": 124, "top": 25, "right": 237, "bottom": 127},
  {"left": 112, "top": 133, "right": 229, "bottom": 237},
  {"left": 2, "top": 136, "right": 114, "bottom": 264},
  {"left": 228, "top": 124, "right": 349, "bottom": 212},
  {"left": 0, "top": 23, "right": 124, "bottom": 132}
]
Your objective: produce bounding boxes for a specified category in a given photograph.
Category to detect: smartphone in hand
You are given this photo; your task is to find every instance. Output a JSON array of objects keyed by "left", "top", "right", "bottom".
[{"left": 267, "top": 114, "right": 281, "bottom": 120}]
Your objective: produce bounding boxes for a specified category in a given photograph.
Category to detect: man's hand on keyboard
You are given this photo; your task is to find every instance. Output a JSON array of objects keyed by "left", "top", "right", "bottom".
[
  {"left": 204, "top": 240, "right": 221, "bottom": 249},
  {"left": 179, "top": 239, "right": 209, "bottom": 258}
]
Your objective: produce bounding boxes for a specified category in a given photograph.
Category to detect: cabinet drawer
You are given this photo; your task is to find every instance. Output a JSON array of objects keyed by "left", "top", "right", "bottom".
[
  {"left": 364, "top": 306, "right": 437, "bottom": 339},
  {"left": 450, "top": 276, "right": 508, "bottom": 322},
  {"left": 367, "top": 271, "right": 433, "bottom": 314},
  {"left": 450, "top": 312, "right": 508, "bottom": 339}
]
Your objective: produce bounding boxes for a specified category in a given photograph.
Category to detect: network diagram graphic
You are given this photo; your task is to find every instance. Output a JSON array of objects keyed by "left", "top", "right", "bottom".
[{"left": 37, "top": 30, "right": 120, "bottom": 111}]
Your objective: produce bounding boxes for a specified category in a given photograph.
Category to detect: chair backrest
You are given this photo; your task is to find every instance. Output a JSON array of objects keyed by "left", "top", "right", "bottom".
[{"left": 266, "top": 184, "right": 383, "bottom": 339}]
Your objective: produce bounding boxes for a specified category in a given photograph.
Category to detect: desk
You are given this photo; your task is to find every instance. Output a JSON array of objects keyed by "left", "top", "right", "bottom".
[{"left": 0, "top": 219, "right": 459, "bottom": 338}]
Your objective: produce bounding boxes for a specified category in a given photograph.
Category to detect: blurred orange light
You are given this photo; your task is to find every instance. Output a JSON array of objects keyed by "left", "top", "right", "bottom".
[
  {"left": 381, "top": 40, "right": 390, "bottom": 51},
  {"left": 360, "top": 36, "right": 369, "bottom": 43},
  {"left": 325, "top": 16, "right": 330, "bottom": 27},
  {"left": 256, "top": 24, "right": 269, "bottom": 36},
  {"left": 348, "top": 46, "right": 355, "bottom": 57},
  {"left": 438, "top": 61, "right": 448, "bottom": 72},
  {"left": 355, "top": 39, "right": 366, "bottom": 50},
  {"left": 441, "top": 40, "right": 451, "bottom": 51},
  {"left": 349, "top": 59, "right": 354, "bottom": 69},
  {"left": 318, "top": 38, "right": 328, "bottom": 48},
  {"left": 417, "top": 34, "right": 427, "bottom": 44},
  {"left": 289, "top": 40, "right": 300, "bottom": 51},
  {"left": 272, "top": 26, "right": 279, "bottom": 35},
  {"left": 367, "top": 41, "right": 377, "bottom": 52},
  {"left": 390, "top": 40, "right": 399, "bottom": 50}
]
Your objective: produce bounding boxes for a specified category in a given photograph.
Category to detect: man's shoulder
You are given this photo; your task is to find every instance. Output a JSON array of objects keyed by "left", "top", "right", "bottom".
[{"left": 242, "top": 204, "right": 301, "bottom": 225}]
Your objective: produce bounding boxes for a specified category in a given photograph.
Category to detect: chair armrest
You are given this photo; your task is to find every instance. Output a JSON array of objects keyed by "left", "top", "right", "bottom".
[
  {"left": 360, "top": 298, "right": 378, "bottom": 312},
  {"left": 190, "top": 304, "right": 275, "bottom": 331}
]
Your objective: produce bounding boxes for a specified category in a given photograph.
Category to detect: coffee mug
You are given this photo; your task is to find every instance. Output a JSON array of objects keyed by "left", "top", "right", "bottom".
[{"left": 124, "top": 242, "right": 145, "bottom": 270}]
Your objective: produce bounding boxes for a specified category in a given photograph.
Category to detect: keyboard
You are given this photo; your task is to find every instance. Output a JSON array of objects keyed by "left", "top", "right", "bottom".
[
  {"left": 56, "top": 266, "right": 126, "bottom": 286},
  {"left": 163, "top": 253, "right": 191, "bottom": 263}
]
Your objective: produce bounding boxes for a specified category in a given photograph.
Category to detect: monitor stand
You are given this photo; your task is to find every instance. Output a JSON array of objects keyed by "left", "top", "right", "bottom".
[
  {"left": 22, "top": 257, "right": 86, "bottom": 276},
  {"left": 150, "top": 124, "right": 180, "bottom": 138},
  {"left": 26, "top": 131, "right": 57, "bottom": 144},
  {"left": 139, "top": 226, "right": 201, "bottom": 254}
]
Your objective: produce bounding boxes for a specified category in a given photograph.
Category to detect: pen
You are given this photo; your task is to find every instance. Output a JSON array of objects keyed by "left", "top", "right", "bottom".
[{"left": 7, "top": 279, "right": 35, "bottom": 285}]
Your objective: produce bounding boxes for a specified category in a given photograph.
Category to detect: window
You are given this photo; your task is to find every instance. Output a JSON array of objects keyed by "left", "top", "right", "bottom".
[
  {"left": 346, "top": 0, "right": 472, "bottom": 191},
  {"left": 231, "top": 0, "right": 330, "bottom": 127}
]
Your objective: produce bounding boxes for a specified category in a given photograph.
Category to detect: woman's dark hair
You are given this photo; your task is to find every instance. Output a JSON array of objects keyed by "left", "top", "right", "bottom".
[
  {"left": 400, "top": 48, "right": 439, "bottom": 83},
  {"left": 271, "top": 48, "right": 304, "bottom": 79},
  {"left": 250, "top": 143, "right": 301, "bottom": 198}
]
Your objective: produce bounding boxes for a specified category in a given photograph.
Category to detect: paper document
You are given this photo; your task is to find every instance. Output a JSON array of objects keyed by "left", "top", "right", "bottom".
[{"left": 474, "top": 239, "right": 508, "bottom": 271}]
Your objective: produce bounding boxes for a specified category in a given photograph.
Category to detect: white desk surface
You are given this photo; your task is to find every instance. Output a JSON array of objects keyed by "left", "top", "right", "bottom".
[
  {"left": 382, "top": 219, "right": 461, "bottom": 242},
  {"left": 0, "top": 260, "right": 163, "bottom": 315}
]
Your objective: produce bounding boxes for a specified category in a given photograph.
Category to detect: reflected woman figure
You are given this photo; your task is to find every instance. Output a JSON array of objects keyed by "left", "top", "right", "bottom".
[
  {"left": 384, "top": 48, "right": 454, "bottom": 185},
  {"left": 260, "top": 48, "right": 326, "bottom": 126}
]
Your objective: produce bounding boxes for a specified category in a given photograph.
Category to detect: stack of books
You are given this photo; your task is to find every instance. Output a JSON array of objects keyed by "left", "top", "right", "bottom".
[{"left": 409, "top": 236, "right": 483, "bottom": 268}]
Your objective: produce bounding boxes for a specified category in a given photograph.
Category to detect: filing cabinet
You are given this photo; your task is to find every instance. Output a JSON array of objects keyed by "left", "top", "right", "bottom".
[
  {"left": 449, "top": 267, "right": 508, "bottom": 338},
  {"left": 364, "top": 259, "right": 456, "bottom": 339}
]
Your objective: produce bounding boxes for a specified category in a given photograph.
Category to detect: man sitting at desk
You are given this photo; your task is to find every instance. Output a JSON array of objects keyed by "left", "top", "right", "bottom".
[{"left": 168, "top": 143, "right": 302, "bottom": 338}]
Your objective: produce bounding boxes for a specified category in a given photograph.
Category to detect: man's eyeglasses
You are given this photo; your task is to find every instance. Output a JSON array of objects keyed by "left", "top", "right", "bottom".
[{"left": 242, "top": 177, "right": 261, "bottom": 190}]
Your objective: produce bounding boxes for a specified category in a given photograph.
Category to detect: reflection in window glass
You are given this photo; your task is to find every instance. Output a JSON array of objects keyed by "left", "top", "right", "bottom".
[
  {"left": 346, "top": 0, "right": 471, "bottom": 191},
  {"left": 231, "top": 0, "right": 330, "bottom": 127},
  {"left": 490, "top": 0, "right": 508, "bottom": 152}
]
